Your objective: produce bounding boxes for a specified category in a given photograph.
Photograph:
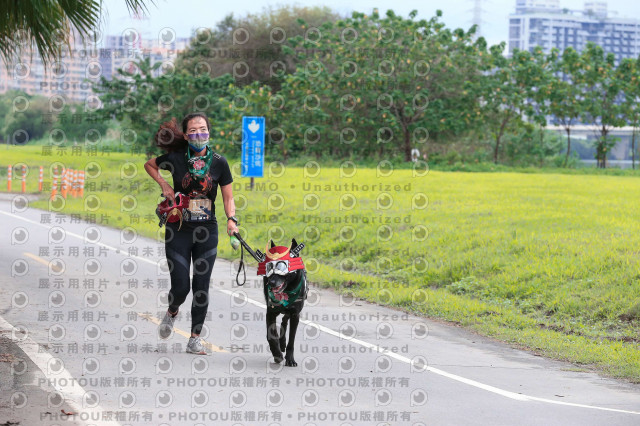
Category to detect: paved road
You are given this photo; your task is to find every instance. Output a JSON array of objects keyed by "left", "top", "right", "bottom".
[{"left": 1, "top": 194, "right": 639, "bottom": 426}]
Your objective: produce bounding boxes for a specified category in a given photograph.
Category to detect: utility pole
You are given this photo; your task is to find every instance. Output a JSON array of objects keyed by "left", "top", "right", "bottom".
[{"left": 470, "top": 0, "right": 487, "bottom": 39}]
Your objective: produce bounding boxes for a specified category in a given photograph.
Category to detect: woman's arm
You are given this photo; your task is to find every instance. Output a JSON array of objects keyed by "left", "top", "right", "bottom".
[
  {"left": 220, "top": 183, "right": 238, "bottom": 236},
  {"left": 144, "top": 158, "right": 175, "bottom": 204}
]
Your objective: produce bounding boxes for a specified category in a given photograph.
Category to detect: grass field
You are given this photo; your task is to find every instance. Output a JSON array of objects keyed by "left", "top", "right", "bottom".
[{"left": 2, "top": 144, "right": 639, "bottom": 381}]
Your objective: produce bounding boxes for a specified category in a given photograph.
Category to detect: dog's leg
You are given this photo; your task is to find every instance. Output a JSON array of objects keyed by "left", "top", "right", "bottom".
[
  {"left": 279, "top": 314, "right": 289, "bottom": 353},
  {"left": 266, "top": 311, "right": 283, "bottom": 363},
  {"left": 284, "top": 312, "right": 300, "bottom": 367}
]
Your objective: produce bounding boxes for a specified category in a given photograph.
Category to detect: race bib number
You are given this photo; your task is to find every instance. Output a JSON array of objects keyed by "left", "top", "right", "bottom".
[{"left": 188, "top": 197, "right": 212, "bottom": 221}]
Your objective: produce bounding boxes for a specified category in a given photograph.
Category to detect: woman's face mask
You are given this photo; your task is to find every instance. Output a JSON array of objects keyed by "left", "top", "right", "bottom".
[{"left": 187, "top": 133, "right": 209, "bottom": 151}]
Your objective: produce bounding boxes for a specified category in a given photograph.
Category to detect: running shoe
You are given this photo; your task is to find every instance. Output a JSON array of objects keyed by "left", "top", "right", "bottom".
[
  {"left": 186, "top": 336, "right": 209, "bottom": 355},
  {"left": 158, "top": 310, "right": 177, "bottom": 339}
]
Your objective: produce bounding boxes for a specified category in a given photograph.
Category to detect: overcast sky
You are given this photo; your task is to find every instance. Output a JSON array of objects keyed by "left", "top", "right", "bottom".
[{"left": 101, "top": 0, "right": 638, "bottom": 48}]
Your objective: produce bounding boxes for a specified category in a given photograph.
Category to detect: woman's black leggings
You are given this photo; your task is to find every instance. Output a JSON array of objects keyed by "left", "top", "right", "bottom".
[{"left": 165, "top": 222, "right": 218, "bottom": 335}]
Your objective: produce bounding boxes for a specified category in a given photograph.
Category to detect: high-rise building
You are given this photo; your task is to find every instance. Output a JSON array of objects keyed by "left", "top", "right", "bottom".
[
  {"left": 508, "top": 1, "right": 639, "bottom": 62},
  {"left": 0, "top": 29, "right": 189, "bottom": 103},
  {"left": 515, "top": 0, "right": 561, "bottom": 12}
]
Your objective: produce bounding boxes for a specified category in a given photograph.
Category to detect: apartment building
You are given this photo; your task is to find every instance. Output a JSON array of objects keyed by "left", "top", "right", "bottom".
[
  {"left": 0, "top": 29, "right": 189, "bottom": 103},
  {"left": 508, "top": 0, "right": 639, "bottom": 62}
]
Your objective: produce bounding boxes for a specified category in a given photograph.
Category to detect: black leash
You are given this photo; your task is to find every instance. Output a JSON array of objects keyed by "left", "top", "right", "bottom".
[
  {"left": 232, "top": 232, "right": 265, "bottom": 287},
  {"left": 235, "top": 241, "right": 246, "bottom": 286}
]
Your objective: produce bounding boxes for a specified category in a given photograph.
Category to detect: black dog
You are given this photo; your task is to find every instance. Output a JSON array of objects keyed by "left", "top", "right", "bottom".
[{"left": 258, "top": 239, "right": 308, "bottom": 367}]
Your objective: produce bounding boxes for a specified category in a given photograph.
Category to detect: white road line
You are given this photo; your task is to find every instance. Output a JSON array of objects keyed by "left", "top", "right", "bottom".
[
  {"left": 217, "top": 288, "right": 640, "bottom": 414},
  {"left": 0, "top": 209, "right": 158, "bottom": 266},
  {"left": 2, "top": 207, "right": 639, "bottom": 416},
  {"left": 0, "top": 315, "right": 122, "bottom": 426}
]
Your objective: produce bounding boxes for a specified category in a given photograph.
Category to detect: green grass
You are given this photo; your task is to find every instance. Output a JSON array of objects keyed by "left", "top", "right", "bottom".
[{"left": 2, "top": 144, "right": 640, "bottom": 382}]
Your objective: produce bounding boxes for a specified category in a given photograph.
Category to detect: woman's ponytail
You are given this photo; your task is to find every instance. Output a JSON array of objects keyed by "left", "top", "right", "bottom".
[{"left": 154, "top": 118, "right": 186, "bottom": 152}]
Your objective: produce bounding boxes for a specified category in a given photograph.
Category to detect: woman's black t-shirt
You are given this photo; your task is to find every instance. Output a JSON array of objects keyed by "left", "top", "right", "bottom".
[{"left": 155, "top": 146, "right": 233, "bottom": 228}]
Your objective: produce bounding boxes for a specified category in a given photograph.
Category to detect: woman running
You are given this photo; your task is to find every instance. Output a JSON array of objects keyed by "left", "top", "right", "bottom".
[{"left": 144, "top": 113, "right": 239, "bottom": 354}]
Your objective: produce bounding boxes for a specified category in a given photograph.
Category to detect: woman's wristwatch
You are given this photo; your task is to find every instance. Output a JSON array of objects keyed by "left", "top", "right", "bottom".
[{"left": 227, "top": 216, "right": 239, "bottom": 225}]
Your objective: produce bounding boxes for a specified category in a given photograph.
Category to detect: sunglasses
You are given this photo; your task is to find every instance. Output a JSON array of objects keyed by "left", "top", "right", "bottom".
[{"left": 265, "top": 260, "right": 289, "bottom": 277}]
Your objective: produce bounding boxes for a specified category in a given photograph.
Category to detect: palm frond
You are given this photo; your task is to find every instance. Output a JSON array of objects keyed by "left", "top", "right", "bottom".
[{"left": 124, "top": 0, "right": 156, "bottom": 16}]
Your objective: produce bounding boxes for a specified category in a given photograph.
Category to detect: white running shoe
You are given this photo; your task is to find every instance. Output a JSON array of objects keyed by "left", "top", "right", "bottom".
[
  {"left": 186, "top": 336, "right": 209, "bottom": 355},
  {"left": 158, "top": 310, "right": 177, "bottom": 339}
]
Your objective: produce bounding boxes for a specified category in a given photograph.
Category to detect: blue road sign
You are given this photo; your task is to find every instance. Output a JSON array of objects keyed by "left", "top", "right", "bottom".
[{"left": 241, "top": 116, "right": 265, "bottom": 178}]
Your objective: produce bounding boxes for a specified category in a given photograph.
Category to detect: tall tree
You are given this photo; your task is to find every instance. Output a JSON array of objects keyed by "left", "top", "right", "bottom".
[
  {"left": 478, "top": 47, "right": 537, "bottom": 164},
  {"left": 273, "top": 9, "right": 488, "bottom": 162},
  {"left": 576, "top": 43, "right": 625, "bottom": 168},
  {"left": 618, "top": 57, "right": 640, "bottom": 169},
  {"left": 546, "top": 47, "right": 584, "bottom": 166},
  {"left": 175, "top": 5, "right": 340, "bottom": 89},
  {"left": 524, "top": 46, "right": 555, "bottom": 167}
]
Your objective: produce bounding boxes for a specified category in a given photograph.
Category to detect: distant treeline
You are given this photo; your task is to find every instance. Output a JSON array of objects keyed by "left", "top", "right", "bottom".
[{"left": 2, "top": 7, "right": 639, "bottom": 168}]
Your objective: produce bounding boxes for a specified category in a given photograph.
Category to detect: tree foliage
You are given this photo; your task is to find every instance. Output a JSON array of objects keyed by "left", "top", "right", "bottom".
[
  {"left": 175, "top": 5, "right": 340, "bottom": 89},
  {"left": 546, "top": 47, "right": 583, "bottom": 166},
  {"left": 223, "top": 9, "right": 489, "bottom": 162},
  {"left": 575, "top": 43, "right": 626, "bottom": 168},
  {"left": 84, "top": 8, "right": 640, "bottom": 167},
  {"left": 477, "top": 47, "right": 542, "bottom": 164},
  {"left": 93, "top": 57, "right": 235, "bottom": 156},
  {"left": 618, "top": 57, "right": 640, "bottom": 169},
  {"left": 0, "top": 91, "right": 51, "bottom": 142}
]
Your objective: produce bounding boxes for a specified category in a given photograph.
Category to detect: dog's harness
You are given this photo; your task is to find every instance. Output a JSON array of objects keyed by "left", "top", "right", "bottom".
[
  {"left": 259, "top": 243, "right": 306, "bottom": 307},
  {"left": 266, "top": 273, "right": 306, "bottom": 308},
  {"left": 230, "top": 234, "right": 306, "bottom": 297}
]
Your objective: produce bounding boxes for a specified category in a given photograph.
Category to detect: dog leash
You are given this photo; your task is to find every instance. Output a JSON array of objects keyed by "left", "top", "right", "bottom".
[
  {"left": 235, "top": 241, "right": 246, "bottom": 286},
  {"left": 232, "top": 232, "right": 265, "bottom": 287}
]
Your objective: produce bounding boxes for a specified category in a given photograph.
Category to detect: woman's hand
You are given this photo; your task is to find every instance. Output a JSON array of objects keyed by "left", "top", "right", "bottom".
[
  {"left": 144, "top": 158, "right": 175, "bottom": 205},
  {"left": 227, "top": 220, "right": 239, "bottom": 237},
  {"left": 160, "top": 182, "right": 175, "bottom": 205}
]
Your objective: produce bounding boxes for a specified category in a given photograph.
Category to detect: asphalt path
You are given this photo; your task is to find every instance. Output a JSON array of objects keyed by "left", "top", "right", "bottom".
[{"left": 1, "top": 194, "right": 640, "bottom": 426}]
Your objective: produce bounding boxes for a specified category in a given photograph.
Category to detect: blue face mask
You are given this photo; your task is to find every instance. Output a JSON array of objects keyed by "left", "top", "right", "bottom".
[
  {"left": 189, "top": 143, "right": 207, "bottom": 152},
  {"left": 187, "top": 132, "right": 209, "bottom": 152}
]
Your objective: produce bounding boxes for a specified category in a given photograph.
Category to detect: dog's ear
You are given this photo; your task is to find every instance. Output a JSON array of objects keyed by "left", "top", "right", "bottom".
[
  {"left": 270, "top": 240, "right": 275, "bottom": 248},
  {"left": 290, "top": 238, "right": 305, "bottom": 257}
]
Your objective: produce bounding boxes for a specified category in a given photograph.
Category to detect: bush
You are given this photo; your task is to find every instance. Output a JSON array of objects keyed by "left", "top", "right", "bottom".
[
  {"left": 550, "top": 152, "right": 582, "bottom": 168},
  {"left": 502, "top": 126, "right": 565, "bottom": 167},
  {"left": 1, "top": 92, "right": 52, "bottom": 143},
  {"left": 443, "top": 150, "right": 462, "bottom": 165}
]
